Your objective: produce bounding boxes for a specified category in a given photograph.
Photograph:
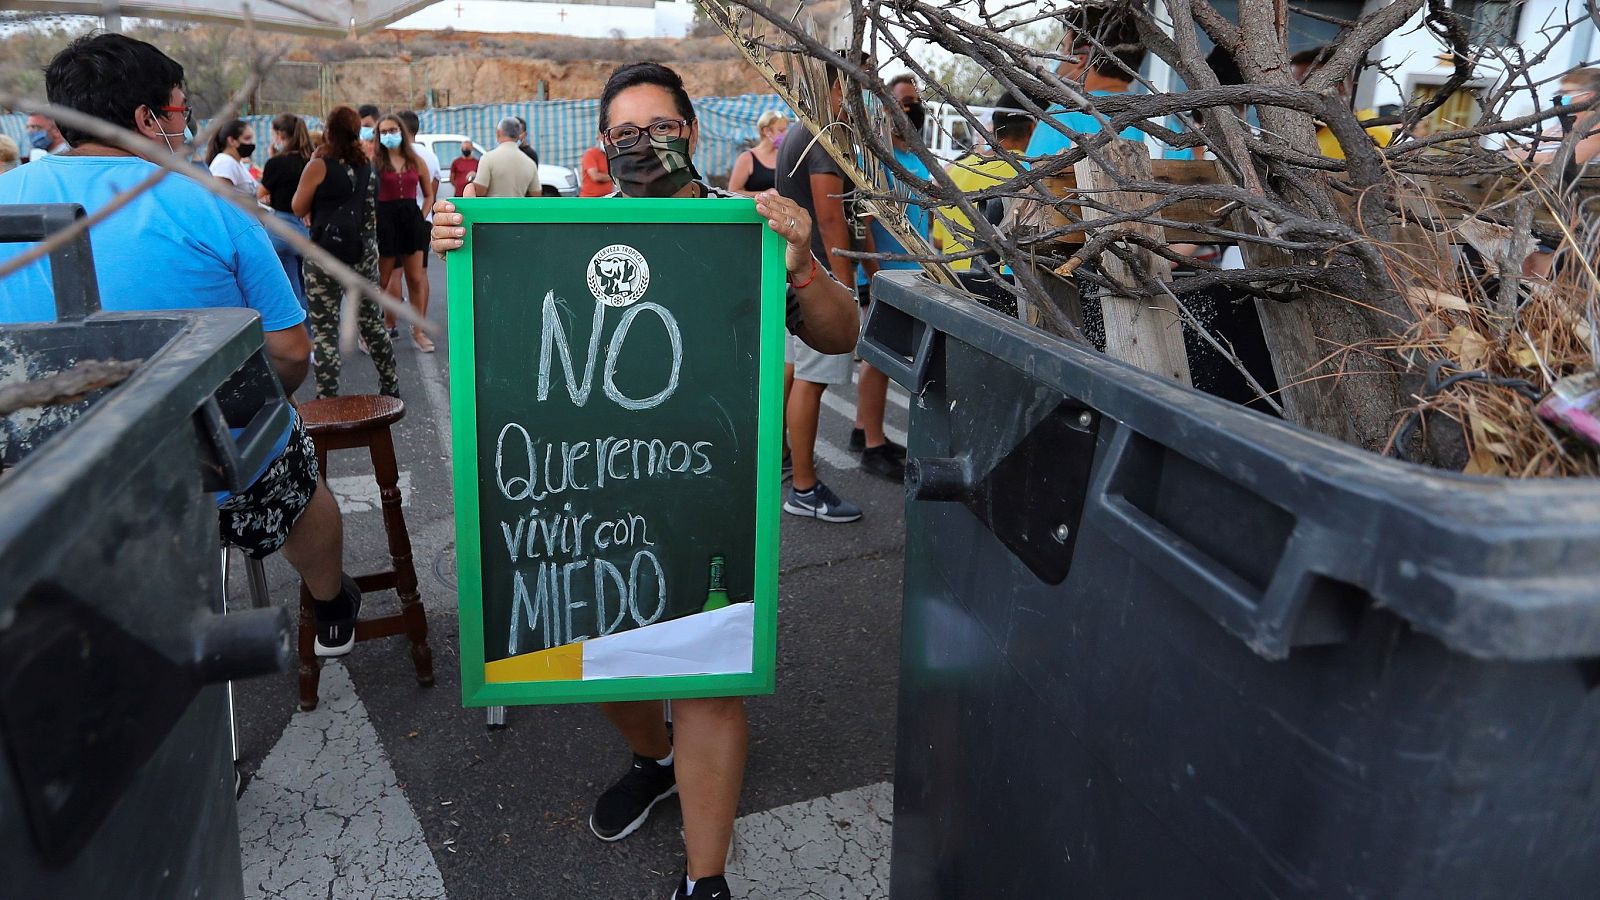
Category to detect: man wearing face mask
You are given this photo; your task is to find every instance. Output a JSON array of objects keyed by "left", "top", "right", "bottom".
[
  {"left": 358, "top": 103, "right": 380, "bottom": 157},
  {"left": 847, "top": 72, "right": 929, "bottom": 481},
  {"left": 25, "top": 113, "right": 70, "bottom": 161},
  {"left": 450, "top": 139, "right": 479, "bottom": 196},
  {"left": 464, "top": 117, "right": 540, "bottom": 198},
  {"left": 0, "top": 34, "right": 370, "bottom": 660}
]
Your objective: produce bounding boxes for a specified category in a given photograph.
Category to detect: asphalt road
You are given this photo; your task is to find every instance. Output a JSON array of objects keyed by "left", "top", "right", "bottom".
[{"left": 230, "top": 258, "right": 911, "bottom": 899}]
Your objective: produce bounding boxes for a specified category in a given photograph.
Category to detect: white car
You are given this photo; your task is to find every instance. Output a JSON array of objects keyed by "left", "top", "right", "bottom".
[
  {"left": 921, "top": 105, "right": 1001, "bottom": 165},
  {"left": 415, "top": 132, "right": 580, "bottom": 198}
]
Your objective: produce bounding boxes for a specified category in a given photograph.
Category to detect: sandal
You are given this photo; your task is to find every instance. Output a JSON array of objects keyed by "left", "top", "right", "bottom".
[{"left": 413, "top": 328, "right": 436, "bottom": 353}]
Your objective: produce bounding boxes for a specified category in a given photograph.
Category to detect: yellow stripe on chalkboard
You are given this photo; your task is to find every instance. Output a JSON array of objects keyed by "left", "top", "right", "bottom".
[{"left": 484, "top": 644, "right": 584, "bottom": 683}]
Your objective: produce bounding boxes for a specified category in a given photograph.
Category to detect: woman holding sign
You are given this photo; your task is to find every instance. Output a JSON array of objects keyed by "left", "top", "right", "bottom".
[{"left": 431, "top": 63, "right": 858, "bottom": 900}]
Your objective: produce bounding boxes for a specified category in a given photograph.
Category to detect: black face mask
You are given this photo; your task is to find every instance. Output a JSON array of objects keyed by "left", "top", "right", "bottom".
[
  {"left": 903, "top": 102, "right": 927, "bottom": 134},
  {"left": 462, "top": 149, "right": 473, "bottom": 158},
  {"left": 237, "top": 142, "right": 256, "bottom": 158},
  {"left": 604, "top": 135, "right": 695, "bottom": 198}
]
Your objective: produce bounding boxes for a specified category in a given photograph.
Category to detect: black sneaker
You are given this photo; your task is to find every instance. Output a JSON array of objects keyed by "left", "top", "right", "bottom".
[
  {"left": 783, "top": 481, "right": 863, "bottom": 523},
  {"left": 859, "top": 443, "right": 906, "bottom": 481},
  {"left": 313, "top": 573, "right": 362, "bottom": 658},
  {"left": 851, "top": 428, "right": 907, "bottom": 460},
  {"left": 673, "top": 874, "right": 732, "bottom": 899},
  {"left": 590, "top": 753, "right": 677, "bottom": 842}
]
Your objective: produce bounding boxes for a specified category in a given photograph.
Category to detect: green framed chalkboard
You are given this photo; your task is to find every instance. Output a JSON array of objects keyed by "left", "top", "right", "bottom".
[{"left": 448, "top": 197, "right": 787, "bottom": 707}]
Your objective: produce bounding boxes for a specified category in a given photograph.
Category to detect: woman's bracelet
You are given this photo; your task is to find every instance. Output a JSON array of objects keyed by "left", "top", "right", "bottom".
[{"left": 788, "top": 256, "right": 819, "bottom": 290}]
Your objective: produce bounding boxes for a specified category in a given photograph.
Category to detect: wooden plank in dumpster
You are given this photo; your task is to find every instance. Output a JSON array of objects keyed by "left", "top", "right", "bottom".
[{"left": 448, "top": 197, "right": 786, "bottom": 706}]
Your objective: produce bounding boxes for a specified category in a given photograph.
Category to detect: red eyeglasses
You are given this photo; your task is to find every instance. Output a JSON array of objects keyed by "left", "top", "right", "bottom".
[{"left": 156, "top": 105, "right": 193, "bottom": 126}]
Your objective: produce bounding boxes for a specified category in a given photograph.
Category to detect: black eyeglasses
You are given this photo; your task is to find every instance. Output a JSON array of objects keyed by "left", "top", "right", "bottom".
[{"left": 604, "top": 118, "right": 689, "bottom": 149}]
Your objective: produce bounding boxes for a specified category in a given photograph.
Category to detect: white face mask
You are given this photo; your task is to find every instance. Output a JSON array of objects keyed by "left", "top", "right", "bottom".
[{"left": 147, "top": 108, "right": 191, "bottom": 155}]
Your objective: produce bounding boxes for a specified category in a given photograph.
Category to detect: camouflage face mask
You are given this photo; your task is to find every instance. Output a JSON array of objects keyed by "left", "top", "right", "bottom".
[{"left": 604, "top": 134, "right": 695, "bottom": 198}]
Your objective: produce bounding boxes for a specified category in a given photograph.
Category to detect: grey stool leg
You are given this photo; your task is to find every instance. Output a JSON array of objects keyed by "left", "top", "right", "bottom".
[
  {"left": 221, "top": 549, "right": 239, "bottom": 765},
  {"left": 221, "top": 549, "right": 274, "bottom": 771},
  {"left": 486, "top": 706, "right": 507, "bottom": 730},
  {"left": 245, "top": 555, "right": 271, "bottom": 609}
]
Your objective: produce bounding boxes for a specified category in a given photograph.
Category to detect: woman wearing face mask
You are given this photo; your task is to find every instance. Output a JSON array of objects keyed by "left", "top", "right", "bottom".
[
  {"left": 428, "top": 62, "right": 858, "bottom": 900},
  {"left": 292, "top": 105, "right": 399, "bottom": 398},
  {"left": 207, "top": 118, "right": 258, "bottom": 198},
  {"left": 727, "top": 109, "right": 789, "bottom": 196},
  {"left": 259, "top": 114, "right": 316, "bottom": 309},
  {"left": 373, "top": 113, "right": 435, "bottom": 352}
]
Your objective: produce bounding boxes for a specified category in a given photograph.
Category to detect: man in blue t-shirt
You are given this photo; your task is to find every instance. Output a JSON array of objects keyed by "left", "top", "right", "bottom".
[
  {"left": 1025, "top": 15, "right": 1148, "bottom": 157},
  {"left": 0, "top": 33, "right": 366, "bottom": 657}
]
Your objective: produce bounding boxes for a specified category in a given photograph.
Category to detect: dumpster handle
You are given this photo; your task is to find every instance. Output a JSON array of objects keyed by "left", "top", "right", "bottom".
[
  {"left": 1091, "top": 426, "right": 1313, "bottom": 656},
  {"left": 196, "top": 393, "right": 294, "bottom": 494},
  {"left": 858, "top": 289, "right": 939, "bottom": 393},
  {"left": 0, "top": 203, "right": 103, "bottom": 320}
]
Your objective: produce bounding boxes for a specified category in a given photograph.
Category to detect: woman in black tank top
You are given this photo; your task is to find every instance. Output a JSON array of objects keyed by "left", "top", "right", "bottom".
[
  {"left": 727, "top": 109, "right": 789, "bottom": 195},
  {"left": 291, "top": 105, "right": 399, "bottom": 399}
]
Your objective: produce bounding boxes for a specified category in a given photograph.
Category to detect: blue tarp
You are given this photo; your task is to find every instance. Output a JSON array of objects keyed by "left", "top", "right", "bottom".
[{"left": 1, "top": 93, "right": 788, "bottom": 179}]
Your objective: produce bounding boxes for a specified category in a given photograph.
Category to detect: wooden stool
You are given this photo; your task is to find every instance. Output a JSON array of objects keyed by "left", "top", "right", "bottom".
[{"left": 295, "top": 394, "right": 434, "bottom": 711}]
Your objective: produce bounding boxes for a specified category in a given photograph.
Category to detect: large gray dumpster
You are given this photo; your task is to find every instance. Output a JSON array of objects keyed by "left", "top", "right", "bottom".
[
  {"left": 860, "top": 270, "right": 1600, "bottom": 899},
  {"left": 0, "top": 204, "right": 291, "bottom": 898}
]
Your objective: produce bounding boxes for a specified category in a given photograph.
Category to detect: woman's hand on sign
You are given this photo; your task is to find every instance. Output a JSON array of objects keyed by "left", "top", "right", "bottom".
[
  {"left": 754, "top": 190, "right": 814, "bottom": 275},
  {"left": 431, "top": 199, "right": 465, "bottom": 258}
]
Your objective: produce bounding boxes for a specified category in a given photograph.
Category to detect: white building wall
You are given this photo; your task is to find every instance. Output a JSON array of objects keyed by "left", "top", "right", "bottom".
[{"left": 1360, "top": 0, "right": 1595, "bottom": 118}]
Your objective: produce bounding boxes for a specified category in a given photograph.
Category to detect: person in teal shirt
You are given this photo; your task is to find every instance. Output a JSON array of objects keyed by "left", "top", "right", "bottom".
[
  {"left": 1025, "top": 15, "right": 1148, "bottom": 157},
  {"left": 857, "top": 146, "right": 932, "bottom": 287},
  {"left": 853, "top": 73, "right": 931, "bottom": 481}
]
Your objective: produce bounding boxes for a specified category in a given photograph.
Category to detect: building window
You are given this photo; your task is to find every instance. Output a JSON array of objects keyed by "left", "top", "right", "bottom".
[
  {"left": 1453, "top": 0, "right": 1520, "bottom": 47},
  {"left": 1409, "top": 81, "right": 1483, "bottom": 138}
]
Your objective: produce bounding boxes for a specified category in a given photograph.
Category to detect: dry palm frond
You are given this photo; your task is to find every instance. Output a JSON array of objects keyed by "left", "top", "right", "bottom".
[
  {"left": 1383, "top": 176, "right": 1600, "bottom": 478},
  {"left": 695, "top": 0, "right": 958, "bottom": 288}
]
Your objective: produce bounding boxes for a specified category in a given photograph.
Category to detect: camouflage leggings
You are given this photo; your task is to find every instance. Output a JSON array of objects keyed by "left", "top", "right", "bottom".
[{"left": 304, "top": 247, "right": 399, "bottom": 398}]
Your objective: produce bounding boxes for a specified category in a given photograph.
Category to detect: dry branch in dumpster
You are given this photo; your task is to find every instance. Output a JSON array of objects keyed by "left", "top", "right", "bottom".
[{"left": 705, "top": 0, "right": 1600, "bottom": 477}]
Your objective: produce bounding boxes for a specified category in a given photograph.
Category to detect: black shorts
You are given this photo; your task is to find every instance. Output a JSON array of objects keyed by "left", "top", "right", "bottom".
[
  {"left": 377, "top": 198, "right": 427, "bottom": 258},
  {"left": 218, "top": 416, "right": 320, "bottom": 559}
]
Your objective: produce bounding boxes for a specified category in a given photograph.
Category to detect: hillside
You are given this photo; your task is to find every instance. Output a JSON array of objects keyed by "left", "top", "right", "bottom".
[{"left": 0, "top": 22, "right": 771, "bottom": 119}]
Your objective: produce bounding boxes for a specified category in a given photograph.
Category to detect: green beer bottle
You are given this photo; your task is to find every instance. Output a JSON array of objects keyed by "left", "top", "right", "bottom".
[{"left": 703, "top": 554, "right": 731, "bottom": 612}]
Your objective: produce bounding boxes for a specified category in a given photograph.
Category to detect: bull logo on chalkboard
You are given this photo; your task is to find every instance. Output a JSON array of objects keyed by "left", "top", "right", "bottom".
[{"left": 587, "top": 244, "right": 652, "bottom": 308}]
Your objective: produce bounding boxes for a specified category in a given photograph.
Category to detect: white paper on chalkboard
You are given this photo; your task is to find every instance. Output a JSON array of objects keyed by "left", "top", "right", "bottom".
[{"left": 580, "top": 603, "right": 756, "bottom": 679}]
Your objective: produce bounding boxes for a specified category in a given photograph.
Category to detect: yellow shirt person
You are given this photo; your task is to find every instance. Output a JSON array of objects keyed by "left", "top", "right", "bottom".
[
  {"left": 1316, "top": 108, "right": 1394, "bottom": 159},
  {"left": 930, "top": 153, "right": 1022, "bottom": 271}
]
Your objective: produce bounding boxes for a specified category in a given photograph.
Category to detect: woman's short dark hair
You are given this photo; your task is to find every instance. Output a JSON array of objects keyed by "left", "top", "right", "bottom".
[
  {"left": 318, "top": 106, "right": 369, "bottom": 170},
  {"left": 207, "top": 118, "right": 249, "bottom": 163},
  {"left": 598, "top": 62, "right": 696, "bottom": 132},
  {"left": 45, "top": 32, "right": 185, "bottom": 147}
]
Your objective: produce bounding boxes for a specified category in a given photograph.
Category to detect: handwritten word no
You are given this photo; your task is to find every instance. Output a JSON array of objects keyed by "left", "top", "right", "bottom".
[{"left": 538, "top": 291, "right": 681, "bottom": 411}]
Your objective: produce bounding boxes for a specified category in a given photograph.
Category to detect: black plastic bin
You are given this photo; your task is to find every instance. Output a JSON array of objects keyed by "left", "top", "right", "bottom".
[
  {"left": 859, "top": 270, "right": 1600, "bottom": 899},
  {"left": 0, "top": 205, "right": 291, "bottom": 898}
]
